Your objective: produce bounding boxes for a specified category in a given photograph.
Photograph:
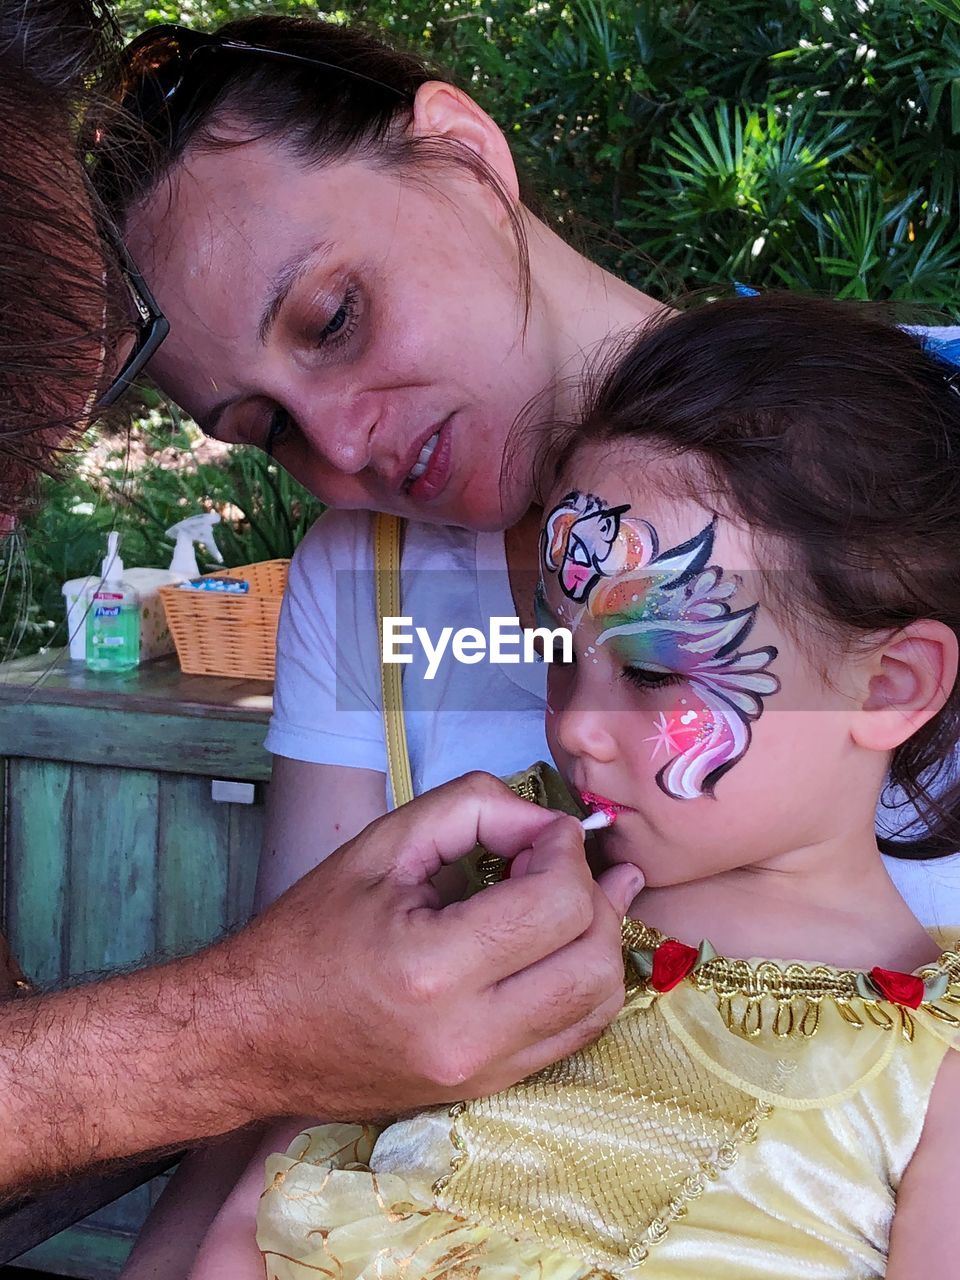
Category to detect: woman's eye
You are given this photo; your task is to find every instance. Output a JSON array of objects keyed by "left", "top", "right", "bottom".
[
  {"left": 324, "top": 304, "right": 348, "bottom": 337},
  {"left": 264, "top": 407, "right": 295, "bottom": 456},
  {"left": 622, "top": 665, "right": 683, "bottom": 692},
  {"left": 316, "top": 286, "right": 359, "bottom": 348}
]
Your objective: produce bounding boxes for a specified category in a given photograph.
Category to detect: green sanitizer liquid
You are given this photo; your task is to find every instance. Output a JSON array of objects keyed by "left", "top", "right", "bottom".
[
  {"left": 86, "top": 586, "right": 140, "bottom": 672},
  {"left": 85, "top": 531, "right": 141, "bottom": 673}
]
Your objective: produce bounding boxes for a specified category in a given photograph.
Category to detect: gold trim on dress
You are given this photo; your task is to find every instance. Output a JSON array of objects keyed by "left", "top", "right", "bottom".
[{"left": 623, "top": 919, "right": 960, "bottom": 1042}]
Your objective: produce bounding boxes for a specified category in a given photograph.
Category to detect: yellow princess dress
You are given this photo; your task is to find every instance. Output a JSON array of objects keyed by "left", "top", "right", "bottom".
[{"left": 257, "top": 916, "right": 960, "bottom": 1280}]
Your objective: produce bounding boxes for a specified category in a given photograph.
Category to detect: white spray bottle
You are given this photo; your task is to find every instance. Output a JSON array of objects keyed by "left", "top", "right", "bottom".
[
  {"left": 166, "top": 512, "right": 224, "bottom": 579},
  {"left": 124, "top": 514, "right": 224, "bottom": 662}
]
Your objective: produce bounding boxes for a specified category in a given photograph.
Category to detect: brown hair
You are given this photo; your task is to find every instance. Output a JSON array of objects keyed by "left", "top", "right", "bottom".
[
  {"left": 561, "top": 293, "right": 960, "bottom": 859},
  {"left": 0, "top": 0, "right": 120, "bottom": 518},
  {"left": 89, "top": 15, "right": 531, "bottom": 307}
]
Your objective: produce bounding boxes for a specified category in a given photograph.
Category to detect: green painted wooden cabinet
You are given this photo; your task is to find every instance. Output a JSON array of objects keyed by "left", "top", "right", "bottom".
[{"left": 0, "top": 651, "right": 274, "bottom": 1278}]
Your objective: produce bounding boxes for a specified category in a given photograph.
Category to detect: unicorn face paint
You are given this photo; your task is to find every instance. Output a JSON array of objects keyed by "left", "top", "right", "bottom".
[
  {"left": 542, "top": 495, "right": 632, "bottom": 601},
  {"left": 541, "top": 490, "right": 780, "bottom": 800}
]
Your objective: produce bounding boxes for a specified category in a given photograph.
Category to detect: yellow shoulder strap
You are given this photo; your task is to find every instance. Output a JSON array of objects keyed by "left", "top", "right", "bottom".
[{"left": 373, "top": 512, "right": 415, "bottom": 808}]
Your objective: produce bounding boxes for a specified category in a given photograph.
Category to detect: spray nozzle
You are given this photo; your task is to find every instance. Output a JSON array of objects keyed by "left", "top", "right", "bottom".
[{"left": 166, "top": 512, "right": 224, "bottom": 579}]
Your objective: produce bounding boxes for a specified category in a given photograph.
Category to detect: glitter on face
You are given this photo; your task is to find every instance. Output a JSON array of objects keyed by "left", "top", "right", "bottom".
[{"left": 644, "top": 698, "right": 716, "bottom": 762}]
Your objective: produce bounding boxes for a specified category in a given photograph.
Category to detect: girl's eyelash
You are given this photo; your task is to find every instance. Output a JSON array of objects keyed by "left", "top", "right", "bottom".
[{"left": 622, "top": 666, "right": 684, "bottom": 691}]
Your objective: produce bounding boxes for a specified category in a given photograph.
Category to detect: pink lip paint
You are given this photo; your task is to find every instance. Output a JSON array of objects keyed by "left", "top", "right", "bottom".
[{"left": 579, "top": 790, "right": 627, "bottom": 824}]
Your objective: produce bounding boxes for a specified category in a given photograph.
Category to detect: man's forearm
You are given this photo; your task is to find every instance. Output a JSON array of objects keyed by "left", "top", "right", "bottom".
[
  {"left": 0, "top": 940, "right": 260, "bottom": 1194},
  {"left": 0, "top": 776, "right": 635, "bottom": 1194}
]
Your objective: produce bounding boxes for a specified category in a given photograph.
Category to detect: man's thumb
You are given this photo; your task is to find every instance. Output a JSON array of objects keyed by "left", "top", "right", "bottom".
[{"left": 596, "top": 863, "right": 645, "bottom": 918}]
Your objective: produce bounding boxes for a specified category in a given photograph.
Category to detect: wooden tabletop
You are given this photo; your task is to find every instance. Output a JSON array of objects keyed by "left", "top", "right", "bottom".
[{"left": 0, "top": 650, "right": 273, "bottom": 723}]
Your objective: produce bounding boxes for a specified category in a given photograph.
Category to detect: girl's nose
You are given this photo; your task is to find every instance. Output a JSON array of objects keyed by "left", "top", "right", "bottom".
[{"left": 553, "top": 696, "right": 620, "bottom": 765}]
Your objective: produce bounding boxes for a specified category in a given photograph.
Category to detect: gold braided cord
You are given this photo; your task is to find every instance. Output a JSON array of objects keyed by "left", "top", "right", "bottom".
[{"left": 622, "top": 919, "right": 960, "bottom": 1041}]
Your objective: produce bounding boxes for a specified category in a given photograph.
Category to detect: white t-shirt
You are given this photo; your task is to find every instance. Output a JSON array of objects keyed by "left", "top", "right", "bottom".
[
  {"left": 266, "top": 508, "right": 960, "bottom": 928},
  {"left": 266, "top": 508, "right": 550, "bottom": 804}
]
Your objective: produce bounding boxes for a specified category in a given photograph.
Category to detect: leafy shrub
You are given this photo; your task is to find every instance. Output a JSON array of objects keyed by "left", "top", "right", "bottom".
[
  {"left": 111, "top": 0, "right": 960, "bottom": 302},
  {"left": 7, "top": 0, "right": 958, "bottom": 658},
  {"left": 1, "top": 411, "right": 322, "bottom": 658}
]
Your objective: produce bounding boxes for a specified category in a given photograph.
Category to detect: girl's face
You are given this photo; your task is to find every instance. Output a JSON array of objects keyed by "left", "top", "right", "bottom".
[
  {"left": 125, "top": 139, "right": 559, "bottom": 531},
  {"left": 541, "top": 450, "right": 885, "bottom": 888}
]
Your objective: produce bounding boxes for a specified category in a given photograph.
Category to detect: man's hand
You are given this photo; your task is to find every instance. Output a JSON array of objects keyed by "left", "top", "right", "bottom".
[
  {"left": 222, "top": 771, "right": 642, "bottom": 1117},
  {"left": 0, "top": 773, "right": 640, "bottom": 1192}
]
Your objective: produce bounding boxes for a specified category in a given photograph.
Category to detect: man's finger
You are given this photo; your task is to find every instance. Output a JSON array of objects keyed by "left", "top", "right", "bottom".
[
  {"left": 487, "top": 883, "right": 625, "bottom": 1038},
  {"left": 596, "top": 862, "right": 645, "bottom": 917},
  {"left": 355, "top": 772, "right": 565, "bottom": 886},
  {"left": 415, "top": 815, "right": 597, "bottom": 984}
]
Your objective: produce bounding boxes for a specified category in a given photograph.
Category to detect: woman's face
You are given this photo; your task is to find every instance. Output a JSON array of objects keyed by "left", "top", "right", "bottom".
[{"left": 126, "top": 137, "right": 560, "bottom": 531}]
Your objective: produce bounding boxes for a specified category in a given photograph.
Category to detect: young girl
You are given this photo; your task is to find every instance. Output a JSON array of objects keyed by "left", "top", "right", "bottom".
[{"left": 196, "top": 294, "right": 960, "bottom": 1278}]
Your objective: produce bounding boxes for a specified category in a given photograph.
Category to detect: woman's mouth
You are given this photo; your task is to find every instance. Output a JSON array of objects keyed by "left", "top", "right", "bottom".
[
  {"left": 404, "top": 415, "right": 454, "bottom": 504},
  {"left": 579, "top": 790, "right": 632, "bottom": 824}
]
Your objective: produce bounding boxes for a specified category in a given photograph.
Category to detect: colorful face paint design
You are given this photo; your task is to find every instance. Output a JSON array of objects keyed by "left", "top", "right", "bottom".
[
  {"left": 541, "top": 491, "right": 780, "bottom": 800},
  {"left": 644, "top": 697, "right": 715, "bottom": 762}
]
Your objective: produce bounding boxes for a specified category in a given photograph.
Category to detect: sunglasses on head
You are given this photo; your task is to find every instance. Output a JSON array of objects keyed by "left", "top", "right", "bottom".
[{"left": 113, "top": 23, "right": 408, "bottom": 143}]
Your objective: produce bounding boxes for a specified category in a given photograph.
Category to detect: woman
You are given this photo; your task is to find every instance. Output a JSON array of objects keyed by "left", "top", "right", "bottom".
[{"left": 91, "top": 16, "right": 960, "bottom": 1275}]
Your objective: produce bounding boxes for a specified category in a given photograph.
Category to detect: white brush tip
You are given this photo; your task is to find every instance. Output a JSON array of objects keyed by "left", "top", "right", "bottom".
[{"left": 580, "top": 810, "right": 613, "bottom": 831}]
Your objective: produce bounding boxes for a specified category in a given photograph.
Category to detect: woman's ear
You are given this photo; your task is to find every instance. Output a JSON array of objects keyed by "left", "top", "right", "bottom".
[
  {"left": 411, "top": 81, "right": 520, "bottom": 202},
  {"left": 851, "top": 621, "right": 959, "bottom": 752}
]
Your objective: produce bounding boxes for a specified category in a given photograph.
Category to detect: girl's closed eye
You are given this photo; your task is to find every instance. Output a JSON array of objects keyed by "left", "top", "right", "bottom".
[{"left": 622, "top": 665, "right": 684, "bottom": 692}]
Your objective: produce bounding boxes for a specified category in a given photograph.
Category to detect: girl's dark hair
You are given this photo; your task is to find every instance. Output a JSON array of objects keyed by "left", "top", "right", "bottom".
[
  {"left": 90, "top": 15, "right": 531, "bottom": 305},
  {"left": 565, "top": 293, "right": 960, "bottom": 859},
  {"left": 0, "top": 0, "right": 120, "bottom": 518}
]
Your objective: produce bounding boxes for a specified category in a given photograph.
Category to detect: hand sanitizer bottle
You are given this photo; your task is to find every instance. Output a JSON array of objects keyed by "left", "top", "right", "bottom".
[{"left": 86, "top": 531, "right": 140, "bottom": 672}]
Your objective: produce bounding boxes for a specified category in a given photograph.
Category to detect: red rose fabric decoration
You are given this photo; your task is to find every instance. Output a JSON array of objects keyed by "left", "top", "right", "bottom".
[
  {"left": 651, "top": 941, "right": 700, "bottom": 993},
  {"left": 869, "top": 966, "right": 926, "bottom": 1010}
]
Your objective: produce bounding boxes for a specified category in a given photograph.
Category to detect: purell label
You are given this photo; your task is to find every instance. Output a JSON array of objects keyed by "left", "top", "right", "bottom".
[{"left": 94, "top": 605, "right": 121, "bottom": 619}]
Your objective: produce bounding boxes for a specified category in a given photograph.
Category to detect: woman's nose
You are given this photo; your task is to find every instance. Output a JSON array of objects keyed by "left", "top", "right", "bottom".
[{"left": 294, "top": 390, "right": 377, "bottom": 475}]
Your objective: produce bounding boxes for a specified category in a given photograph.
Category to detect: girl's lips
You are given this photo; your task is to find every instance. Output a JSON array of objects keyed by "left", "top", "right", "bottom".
[
  {"left": 579, "top": 790, "right": 632, "bottom": 823},
  {"left": 406, "top": 414, "right": 454, "bottom": 505}
]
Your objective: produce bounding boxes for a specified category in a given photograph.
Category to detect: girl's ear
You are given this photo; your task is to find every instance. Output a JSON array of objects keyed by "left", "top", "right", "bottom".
[
  {"left": 852, "top": 621, "right": 959, "bottom": 752},
  {"left": 411, "top": 81, "right": 520, "bottom": 202}
]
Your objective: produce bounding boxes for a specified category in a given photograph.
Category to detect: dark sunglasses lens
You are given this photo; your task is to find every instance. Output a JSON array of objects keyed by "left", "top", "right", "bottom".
[{"left": 119, "top": 31, "right": 196, "bottom": 130}]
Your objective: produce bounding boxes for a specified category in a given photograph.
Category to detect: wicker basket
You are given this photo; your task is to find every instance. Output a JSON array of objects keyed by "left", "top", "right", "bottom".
[{"left": 159, "top": 559, "right": 290, "bottom": 681}]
